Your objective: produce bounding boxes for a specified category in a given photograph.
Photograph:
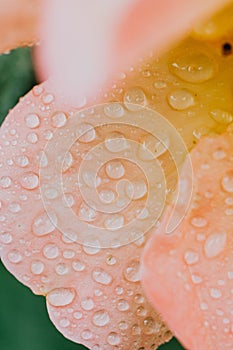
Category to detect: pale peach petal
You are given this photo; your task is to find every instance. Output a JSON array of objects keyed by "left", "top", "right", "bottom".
[
  {"left": 142, "top": 132, "right": 233, "bottom": 350},
  {"left": 0, "top": 0, "right": 39, "bottom": 53}
]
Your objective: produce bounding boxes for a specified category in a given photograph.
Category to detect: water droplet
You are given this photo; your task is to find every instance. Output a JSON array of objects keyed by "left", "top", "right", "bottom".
[
  {"left": 72, "top": 260, "right": 85, "bottom": 271},
  {"left": 105, "top": 132, "right": 128, "bottom": 153},
  {"left": 0, "top": 232, "right": 12, "bottom": 244},
  {"left": 200, "top": 302, "right": 208, "bottom": 311},
  {"left": 43, "top": 244, "right": 59, "bottom": 259},
  {"left": 106, "top": 161, "right": 125, "bottom": 179},
  {"left": 117, "top": 299, "right": 129, "bottom": 311},
  {"left": 81, "top": 298, "right": 94, "bottom": 311},
  {"left": 92, "top": 310, "right": 110, "bottom": 326},
  {"left": 20, "top": 172, "right": 39, "bottom": 190},
  {"left": 134, "top": 293, "right": 145, "bottom": 304},
  {"left": 154, "top": 81, "right": 167, "bottom": 89},
  {"left": 83, "top": 238, "right": 101, "bottom": 255},
  {"left": 42, "top": 93, "right": 54, "bottom": 104},
  {"left": 92, "top": 268, "right": 112, "bottom": 285},
  {"left": 27, "top": 132, "right": 38, "bottom": 144},
  {"left": 47, "top": 288, "right": 75, "bottom": 306},
  {"left": 168, "top": 89, "right": 194, "bottom": 110},
  {"left": 59, "top": 318, "right": 70, "bottom": 328},
  {"left": 124, "top": 88, "right": 147, "bottom": 111},
  {"left": 82, "top": 171, "right": 101, "bottom": 188},
  {"left": 73, "top": 311, "right": 83, "bottom": 320},
  {"left": 132, "top": 324, "right": 141, "bottom": 335},
  {"left": 124, "top": 260, "right": 140, "bottom": 282},
  {"left": 191, "top": 216, "right": 207, "bottom": 228},
  {"left": 115, "top": 286, "right": 124, "bottom": 295},
  {"left": 81, "top": 329, "right": 93, "bottom": 340},
  {"left": 210, "top": 288, "right": 222, "bottom": 299},
  {"left": 45, "top": 187, "right": 58, "bottom": 200},
  {"left": 107, "top": 332, "right": 121, "bottom": 345},
  {"left": 221, "top": 171, "right": 233, "bottom": 193},
  {"left": 210, "top": 109, "right": 233, "bottom": 125},
  {"left": 138, "top": 133, "right": 170, "bottom": 160},
  {"left": 16, "top": 155, "right": 29, "bottom": 167},
  {"left": 104, "top": 214, "right": 124, "bottom": 230},
  {"left": 213, "top": 149, "right": 226, "bottom": 160},
  {"left": 76, "top": 123, "right": 96, "bottom": 143},
  {"left": 55, "top": 263, "right": 69, "bottom": 275},
  {"left": 106, "top": 255, "right": 116, "bottom": 266},
  {"left": 79, "top": 204, "right": 97, "bottom": 222},
  {"left": 9, "top": 202, "right": 21, "bottom": 213},
  {"left": 52, "top": 112, "right": 67, "bottom": 128},
  {"left": 170, "top": 52, "right": 216, "bottom": 83},
  {"left": 25, "top": 114, "right": 40, "bottom": 128},
  {"left": 31, "top": 260, "right": 44, "bottom": 275},
  {"left": 118, "top": 321, "right": 128, "bottom": 330},
  {"left": 143, "top": 317, "right": 158, "bottom": 335},
  {"left": 136, "top": 306, "right": 147, "bottom": 317},
  {"left": 204, "top": 232, "right": 227, "bottom": 258},
  {"left": 63, "top": 193, "right": 75, "bottom": 208},
  {"left": 104, "top": 103, "right": 124, "bottom": 118},
  {"left": 99, "top": 189, "right": 116, "bottom": 204},
  {"left": 0, "top": 176, "right": 12, "bottom": 188},
  {"left": 8, "top": 250, "right": 22, "bottom": 263},
  {"left": 184, "top": 250, "right": 199, "bottom": 265},
  {"left": 125, "top": 180, "right": 147, "bottom": 200},
  {"left": 33, "top": 212, "right": 57, "bottom": 236}
]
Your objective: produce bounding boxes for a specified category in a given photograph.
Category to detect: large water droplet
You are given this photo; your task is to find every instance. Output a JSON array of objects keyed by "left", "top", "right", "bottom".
[
  {"left": 99, "top": 189, "right": 116, "bottom": 204},
  {"left": 0, "top": 176, "right": 12, "bottom": 188},
  {"left": 31, "top": 260, "right": 44, "bottom": 275},
  {"left": 92, "top": 310, "right": 110, "bottom": 326},
  {"left": 104, "top": 214, "right": 124, "bottom": 230},
  {"left": 221, "top": 171, "right": 233, "bottom": 193},
  {"left": 25, "top": 114, "right": 40, "bottom": 128},
  {"left": 184, "top": 250, "right": 199, "bottom": 265},
  {"left": 125, "top": 180, "right": 147, "bottom": 200},
  {"left": 106, "top": 161, "right": 125, "bottom": 179},
  {"left": 52, "top": 112, "right": 67, "bottom": 128},
  {"left": 107, "top": 332, "right": 121, "bottom": 345},
  {"left": 76, "top": 123, "right": 96, "bottom": 143},
  {"left": 204, "top": 232, "right": 227, "bottom": 258},
  {"left": 16, "top": 155, "right": 29, "bottom": 167},
  {"left": 210, "top": 109, "right": 233, "bottom": 125},
  {"left": 43, "top": 244, "right": 59, "bottom": 259},
  {"left": 117, "top": 299, "right": 129, "bottom": 311},
  {"left": 104, "top": 103, "right": 124, "bottom": 118},
  {"left": 47, "top": 288, "right": 75, "bottom": 306},
  {"left": 105, "top": 132, "right": 128, "bottom": 153},
  {"left": 168, "top": 89, "right": 194, "bottom": 110},
  {"left": 33, "top": 212, "right": 57, "bottom": 236},
  {"left": 92, "top": 268, "right": 112, "bottom": 285},
  {"left": 210, "top": 288, "right": 222, "bottom": 299},
  {"left": 8, "top": 250, "right": 22, "bottom": 263},
  {"left": 81, "top": 298, "right": 94, "bottom": 311},
  {"left": 20, "top": 172, "right": 39, "bottom": 190},
  {"left": 124, "top": 88, "right": 147, "bottom": 111},
  {"left": 124, "top": 260, "right": 140, "bottom": 282}
]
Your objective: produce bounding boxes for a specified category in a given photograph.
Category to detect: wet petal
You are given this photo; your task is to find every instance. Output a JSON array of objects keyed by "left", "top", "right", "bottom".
[{"left": 142, "top": 132, "right": 233, "bottom": 349}]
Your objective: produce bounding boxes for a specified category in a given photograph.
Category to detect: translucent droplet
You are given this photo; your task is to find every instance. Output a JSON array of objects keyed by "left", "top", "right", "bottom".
[
  {"left": 210, "top": 109, "right": 233, "bottom": 125},
  {"left": 92, "top": 310, "right": 110, "bottom": 326},
  {"left": 44, "top": 187, "right": 58, "bottom": 200},
  {"left": 73, "top": 311, "right": 83, "bottom": 320},
  {"left": 124, "top": 88, "right": 147, "bottom": 111},
  {"left": 16, "top": 155, "right": 29, "bottom": 167},
  {"left": 138, "top": 133, "right": 170, "bottom": 160},
  {"left": 0, "top": 232, "right": 12, "bottom": 244},
  {"left": 52, "top": 112, "right": 67, "bottom": 128},
  {"left": 55, "top": 263, "right": 69, "bottom": 275},
  {"left": 25, "top": 114, "right": 40, "bottom": 128},
  {"left": 76, "top": 123, "right": 96, "bottom": 143},
  {"left": 204, "top": 232, "right": 227, "bottom": 258},
  {"left": 43, "top": 244, "right": 59, "bottom": 259},
  {"left": 210, "top": 288, "right": 222, "bottom": 299},
  {"left": 170, "top": 52, "right": 216, "bottom": 83},
  {"left": 59, "top": 318, "right": 70, "bottom": 328},
  {"left": 20, "top": 172, "right": 39, "bottom": 190},
  {"left": 125, "top": 180, "right": 147, "bottom": 200},
  {"left": 168, "top": 89, "right": 194, "bottom": 110},
  {"left": 83, "top": 238, "right": 101, "bottom": 255},
  {"left": 92, "top": 268, "right": 112, "bottom": 285},
  {"left": 124, "top": 260, "right": 140, "bottom": 282},
  {"left": 117, "top": 299, "right": 129, "bottom": 311},
  {"left": 143, "top": 317, "right": 158, "bottom": 335},
  {"left": 106, "top": 161, "right": 125, "bottom": 179},
  {"left": 107, "top": 332, "right": 121, "bottom": 345},
  {"left": 99, "top": 189, "right": 116, "bottom": 204},
  {"left": 47, "top": 288, "right": 75, "bottom": 306},
  {"left": 106, "top": 255, "right": 117, "bottom": 266},
  {"left": 104, "top": 215, "right": 124, "bottom": 230},
  {"left": 72, "top": 260, "right": 85, "bottom": 271},
  {"left": 81, "top": 298, "right": 94, "bottom": 311},
  {"left": 79, "top": 204, "right": 97, "bottom": 222},
  {"left": 221, "top": 171, "right": 233, "bottom": 193},
  {"left": 81, "top": 329, "right": 93, "bottom": 340},
  {"left": 0, "top": 176, "right": 12, "bottom": 188},
  {"left": 82, "top": 171, "right": 101, "bottom": 188},
  {"left": 63, "top": 249, "right": 75, "bottom": 259},
  {"left": 63, "top": 193, "right": 75, "bottom": 208},
  {"left": 31, "top": 260, "right": 44, "bottom": 275},
  {"left": 9, "top": 202, "right": 21, "bottom": 213},
  {"left": 136, "top": 306, "right": 147, "bottom": 317},
  {"left": 184, "top": 250, "right": 199, "bottom": 265},
  {"left": 42, "top": 93, "right": 54, "bottom": 104},
  {"left": 134, "top": 293, "right": 145, "bottom": 304},
  {"left": 33, "top": 212, "right": 57, "bottom": 236},
  {"left": 118, "top": 321, "right": 128, "bottom": 330},
  {"left": 132, "top": 324, "right": 141, "bottom": 335},
  {"left": 27, "top": 132, "right": 38, "bottom": 144},
  {"left": 191, "top": 216, "right": 207, "bottom": 228},
  {"left": 104, "top": 103, "right": 124, "bottom": 118},
  {"left": 8, "top": 250, "right": 22, "bottom": 263},
  {"left": 105, "top": 132, "right": 128, "bottom": 153}
]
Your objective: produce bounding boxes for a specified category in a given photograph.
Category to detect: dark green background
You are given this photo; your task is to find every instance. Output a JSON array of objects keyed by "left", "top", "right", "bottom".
[{"left": 0, "top": 48, "right": 184, "bottom": 350}]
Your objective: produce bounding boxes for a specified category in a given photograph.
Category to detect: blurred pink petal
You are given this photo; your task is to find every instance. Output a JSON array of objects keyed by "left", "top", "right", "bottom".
[{"left": 37, "top": 0, "right": 231, "bottom": 103}]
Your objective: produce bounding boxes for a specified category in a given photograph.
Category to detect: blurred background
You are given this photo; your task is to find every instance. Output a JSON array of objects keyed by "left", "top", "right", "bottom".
[{"left": 0, "top": 48, "right": 184, "bottom": 350}]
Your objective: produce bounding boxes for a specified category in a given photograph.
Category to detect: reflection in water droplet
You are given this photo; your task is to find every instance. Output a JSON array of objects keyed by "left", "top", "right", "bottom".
[
  {"left": 33, "top": 212, "right": 57, "bottom": 236},
  {"left": 25, "top": 114, "right": 40, "bottom": 128},
  {"left": 124, "top": 260, "right": 140, "bottom": 282},
  {"left": 105, "top": 133, "right": 128, "bottom": 153},
  {"left": 168, "top": 89, "right": 194, "bottom": 110},
  {"left": 125, "top": 180, "right": 147, "bottom": 200},
  {"left": 204, "top": 232, "right": 227, "bottom": 258},
  {"left": 76, "top": 123, "right": 96, "bottom": 143},
  {"left": 221, "top": 171, "right": 233, "bottom": 193},
  {"left": 52, "top": 112, "right": 67, "bottom": 128},
  {"left": 107, "top": 332, "right": 121, "bottom": 345},
  {"left": 31, "top": 260, "right": 44, "bottom": 275},
  {"left": 92, "top": 268, "right": 112, "bottom": 285},
  {"left": 92, "top": 310, "right": 110, "bottom": 326},
  {"left": 8, "top": 250, "right": 22, "bottom": 263},
  {"left": 184, "top": 250, "right": 199, "bottom": 265},
  {"left": 20, "top": 172, "right": 39, "bottom": 190},
  {"left": 106, "top": 161, "right": 125, "bottom": 179},
  {"left": 210, "top": 109, "right": 233, "bottom": 125},
  {"left": 104, "top": 103, "right": 124, "bottom": 118},
  {"left": 124, "top": 88, "right": 147, "bottom": 111}
]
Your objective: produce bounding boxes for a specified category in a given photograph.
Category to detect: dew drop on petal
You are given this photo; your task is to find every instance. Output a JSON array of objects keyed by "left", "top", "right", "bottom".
[
  {"left": 31, "top": 260, "right": 44, "bottom": 275},
  {"left": 25, "top": 114, "right": 40, "bottom": 128},
  {"left": 204, "top": 232, "right": 227, "bottom": 258},
  {"left": 52, "top": 112, "right": 67, "bottom": 128},
  {"left": 76, "top": 123, "right": 96, "bottom": 143},
  {"left": 33, "top": 212, "right": 57, "bottom": 236},
  {"left": 92, "top": 268, "right": 113, "bottom": 285},
  {"left": 104, "top": 103, "right": 124, "bottom": 118},
  {"left": 20, "top": 172, "right": 39, "bottom": 190},
  {"left": 184, "top": 250, "right": 199, "bottom": 265},
  {"left": 124, "top": 88, "right": 147, "bottom": 111},
  {"left": 92, "top": 310, "right": 110, "bottom": 326},
  {"left": 221, "top": 171, "right": 233, "bottom": 193},
  {"left": 168, "top": 89, "right": 194, "bottom": 110},
  {"left": 47, "top": 288, "right": 75, "bottom": 307},
  {"left": 124, "top": 260, "right": 140, "bottom": 282},
  {"left": 105, "top": 161, "right": 125, "bottom": 179},
  {"left": 107, "top": 332, "right": 121, "bottom": 345},
  {"left": 7, "top": 250, "right": 22, "bottom": 263}
]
